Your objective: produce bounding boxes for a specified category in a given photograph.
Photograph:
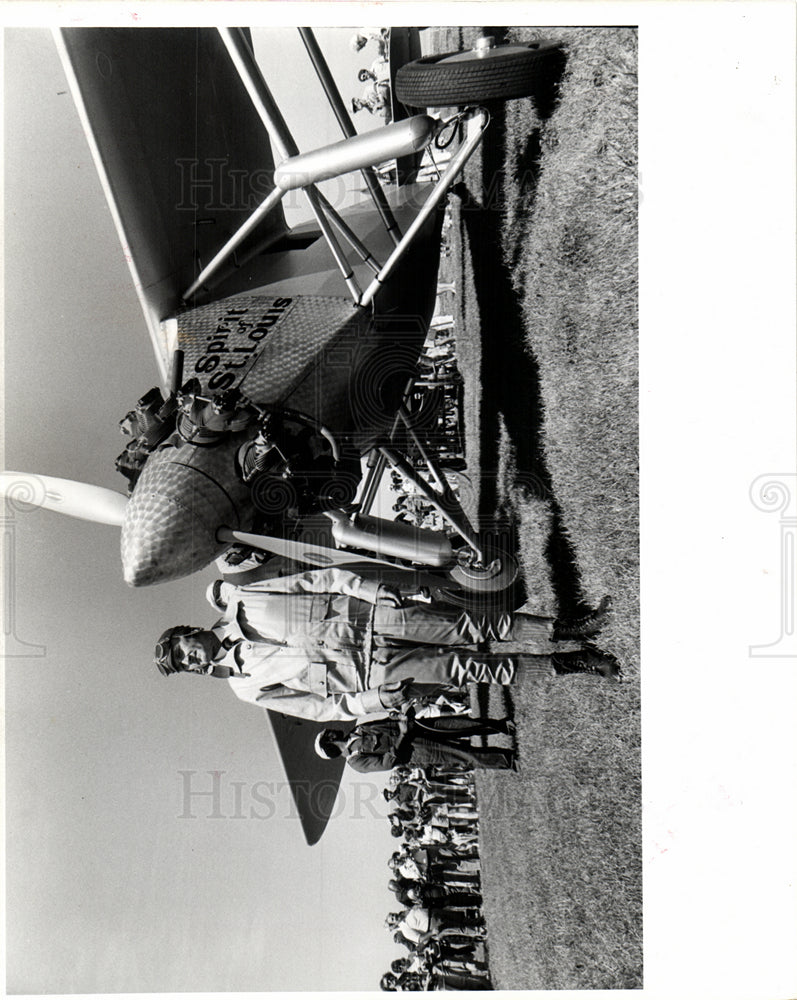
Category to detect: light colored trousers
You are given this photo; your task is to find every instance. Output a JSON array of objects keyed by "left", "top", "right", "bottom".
[{"left": 367, "top": 605, "right": 562, "bottom": 686}]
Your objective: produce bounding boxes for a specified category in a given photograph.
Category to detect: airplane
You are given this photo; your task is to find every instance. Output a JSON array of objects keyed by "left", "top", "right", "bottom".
[{"left": 2, "top": 26, "right": 564, "bottom": 843}]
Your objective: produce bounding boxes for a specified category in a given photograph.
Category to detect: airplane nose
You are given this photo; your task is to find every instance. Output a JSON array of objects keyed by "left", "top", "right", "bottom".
[{"left": 121, "top": 446, "right": 253, "bottom": 586}]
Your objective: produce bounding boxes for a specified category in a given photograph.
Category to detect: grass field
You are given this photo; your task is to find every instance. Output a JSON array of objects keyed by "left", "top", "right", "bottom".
[{"left": 426, "top": 26, "right": 641, "bottom": 989}]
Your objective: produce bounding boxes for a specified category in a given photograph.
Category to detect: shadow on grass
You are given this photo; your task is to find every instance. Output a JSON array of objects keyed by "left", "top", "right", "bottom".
[{"left": 452, "top": 67, "right": 595, "bottom": 617}]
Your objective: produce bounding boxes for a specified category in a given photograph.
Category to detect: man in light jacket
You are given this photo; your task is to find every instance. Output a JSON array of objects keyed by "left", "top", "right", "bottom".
[{"left": 154, "top": 566, "right": 617, "bottom": 721}]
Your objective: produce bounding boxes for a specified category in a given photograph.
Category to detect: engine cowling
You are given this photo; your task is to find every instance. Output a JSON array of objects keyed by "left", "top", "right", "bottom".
[{"left": 121, "top": 438, "right": 253, "bottom": 586}]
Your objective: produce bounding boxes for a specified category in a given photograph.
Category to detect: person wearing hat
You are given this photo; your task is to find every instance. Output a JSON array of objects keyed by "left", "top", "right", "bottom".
[
  {"left": 351, "top": 82, "right": 391, "bottom": 120},
  {"left": 155, "top": 565, "right": 618, "bottom": 722},
  {"left": 390, "top": 848, "right": 481, "bottom": 886},
  {"left": 385, "top": 906, "right": 484, "bottom": 947},
  {"left": 313, "top": 708, "right": 516, "bottom": 773},
  {"left": 349, "top": 27, "right": 388, "bottom": 56}
]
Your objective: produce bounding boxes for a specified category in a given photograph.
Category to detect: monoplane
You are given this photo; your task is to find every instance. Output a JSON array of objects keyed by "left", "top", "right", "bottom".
[{"left": 3, "top": 26, "right": 564, "bottom": 842}]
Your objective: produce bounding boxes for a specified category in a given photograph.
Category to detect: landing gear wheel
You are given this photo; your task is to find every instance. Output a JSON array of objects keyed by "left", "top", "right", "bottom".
[
  {"left": 447, "top": 545, "right": 519, "bottom": 593},
  {"left": 395, "top": 40, "right": 565, "bottom": 108},
  {"left": 430, "top": 581, "right": 525, "bottom": 613}
]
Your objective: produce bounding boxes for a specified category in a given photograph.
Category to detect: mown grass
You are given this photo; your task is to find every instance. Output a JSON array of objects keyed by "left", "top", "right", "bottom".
[{"left": 430, "top": 26, "right": 641, "bottom": 989}]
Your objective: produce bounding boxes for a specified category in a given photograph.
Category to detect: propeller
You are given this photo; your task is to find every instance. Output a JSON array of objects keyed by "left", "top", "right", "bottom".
[
  {"left": 0, "top": 474, "right": 403, "bottom": 570},
  {"left": 0, "top": 472, "right": 128, "bottom": 526},
  {"left": 217, "top": 527, "right": 402, "bottom": 570},
  {"left": 0, "top": 473, "right": 414, "bottom": 574}
]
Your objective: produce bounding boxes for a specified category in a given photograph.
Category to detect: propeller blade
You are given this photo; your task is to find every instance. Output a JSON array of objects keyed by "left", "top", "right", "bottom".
[
  {"left": 219, "top": 527, "right": 401, "bottom": 570},
  {"left": 0, "top": 472, "right": 128, "bottom": 526}
]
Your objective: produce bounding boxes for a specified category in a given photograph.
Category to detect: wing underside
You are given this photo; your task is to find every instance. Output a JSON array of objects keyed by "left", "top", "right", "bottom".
[
  {"left": 265, "top": 711, "right": 351, "bottom": 845},
  {"left": 55, "top": 27, "right": 290, "bottom": 382}
]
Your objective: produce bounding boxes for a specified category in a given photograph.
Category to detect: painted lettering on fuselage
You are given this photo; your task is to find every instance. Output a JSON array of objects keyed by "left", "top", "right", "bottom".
[{"left": 191, "top": 297, "right": 294, "bottom": 392}]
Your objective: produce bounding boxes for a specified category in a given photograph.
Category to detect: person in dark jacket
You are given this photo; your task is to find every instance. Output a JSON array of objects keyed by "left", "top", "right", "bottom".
[{"left": 313, "top": 710, "right": 516, "bottom": 772}]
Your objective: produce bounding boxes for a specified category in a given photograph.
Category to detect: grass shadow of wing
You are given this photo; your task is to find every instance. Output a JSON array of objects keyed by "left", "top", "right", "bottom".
[{"left": 451, "top": 86, "right": 591, "bottom": 618}]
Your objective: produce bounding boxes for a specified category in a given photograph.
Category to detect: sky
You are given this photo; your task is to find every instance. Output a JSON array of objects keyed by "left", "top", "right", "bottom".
[
  {"left": 250, "top": 27, "right": 388, "bottom": 228},
  {"left": 3, "top": 26, "right": 403, "bottom": 993},
  {"left": 4, "top": 8, "right": 797, "bottom": 1000}
]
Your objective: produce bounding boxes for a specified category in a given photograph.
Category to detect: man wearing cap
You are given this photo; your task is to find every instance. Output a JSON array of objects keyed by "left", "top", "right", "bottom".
[
  {"left": 351, "top": 82, "right": 391, "bottom": 120},
  {"left": 349, "top": 27, "right": 388, "bottom": 56},
  {"left": 313, "top": 709, "right": 516, "bottom": 772},
  {"left": 154, "top": 565, "right": 618, "bottom": 722}
]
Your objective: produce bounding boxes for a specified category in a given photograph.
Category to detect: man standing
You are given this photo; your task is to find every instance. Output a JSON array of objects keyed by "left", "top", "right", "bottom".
[
  {"left": 351, "top": 83, "right": 391, "bottom": 120},
  {"left": 349, "top": 27, "right": 389, "bottom": 57},
  {"left": 154, "top": 566, "right": 618, "bottom": 722},
  {"left": 313, "top": 710, "right": 517, "bottom": 772}
]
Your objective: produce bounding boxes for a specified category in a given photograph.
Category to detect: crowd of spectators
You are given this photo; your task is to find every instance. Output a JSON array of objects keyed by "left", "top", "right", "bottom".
[
  {"left": 379, "top": 766, "right": 492, "bottom": 990},
  {"left": 351, "top": 28, "right": 392, "bottom": 120}
]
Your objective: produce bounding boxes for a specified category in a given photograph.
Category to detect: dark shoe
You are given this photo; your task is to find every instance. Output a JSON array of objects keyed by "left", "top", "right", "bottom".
[
  {"left": 551, "top": 645, "right": 623, "bottom": 682},
  {"left": 552, "top": 595, "right": 613, "bottom": 641},
  {"left": 498, "top": 717, "right": 517, "bottom": 749},
  {"left": 487, "top": 717, "right": 515, "bottom": 736}
]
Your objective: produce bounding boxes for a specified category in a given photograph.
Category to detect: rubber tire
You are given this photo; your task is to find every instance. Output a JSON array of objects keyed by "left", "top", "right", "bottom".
[
  {"left": 395, "top": 41, "right": 564, "bottom": 108},
  {"left": 430, "top": 580, "right": 525, "bottom": 613}
]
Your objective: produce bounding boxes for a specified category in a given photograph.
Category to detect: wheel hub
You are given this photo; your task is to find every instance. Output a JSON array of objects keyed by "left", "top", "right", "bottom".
[
  {"left": 441, "top": 41, "right": 545, "bottom": 65},
  {"left": 456, "top": 548, "right": 501, "bottom": 579},
  {"left": 474, "top": 36, "right": 495, "bottom": 57},
  {"left": 449, "top": 545, "right": 519, "bottom": 592}
]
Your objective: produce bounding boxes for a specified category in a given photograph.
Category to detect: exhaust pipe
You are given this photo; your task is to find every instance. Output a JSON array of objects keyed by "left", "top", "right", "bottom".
[
  {"left": 328, "top": 511, "right": 453, "bottom": 567},
  {"left": 274, "top": 116, "right": 436, "bottom": 191}
]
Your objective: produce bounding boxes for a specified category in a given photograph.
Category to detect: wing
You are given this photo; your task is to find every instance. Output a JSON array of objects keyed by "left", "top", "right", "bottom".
[
  {"left": 55, "top": 27, "right": 291, "bottom": 383},
  {"left": 56, "top": 26, "right": 444, "bottom": 408},
  {"left": 265, "top": 712, "right": 352, "bottom": 846}
]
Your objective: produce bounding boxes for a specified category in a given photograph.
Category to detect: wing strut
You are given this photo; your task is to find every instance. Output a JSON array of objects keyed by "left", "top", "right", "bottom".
[
  {"left": 359, "top": 109, "right": 490, "bottom": 308},
  {"left": 297, "top": 26, "right": 402, "bottom": 246},
  {"left": 184, "top": 27, "right": 361, "bottom": 303}
]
